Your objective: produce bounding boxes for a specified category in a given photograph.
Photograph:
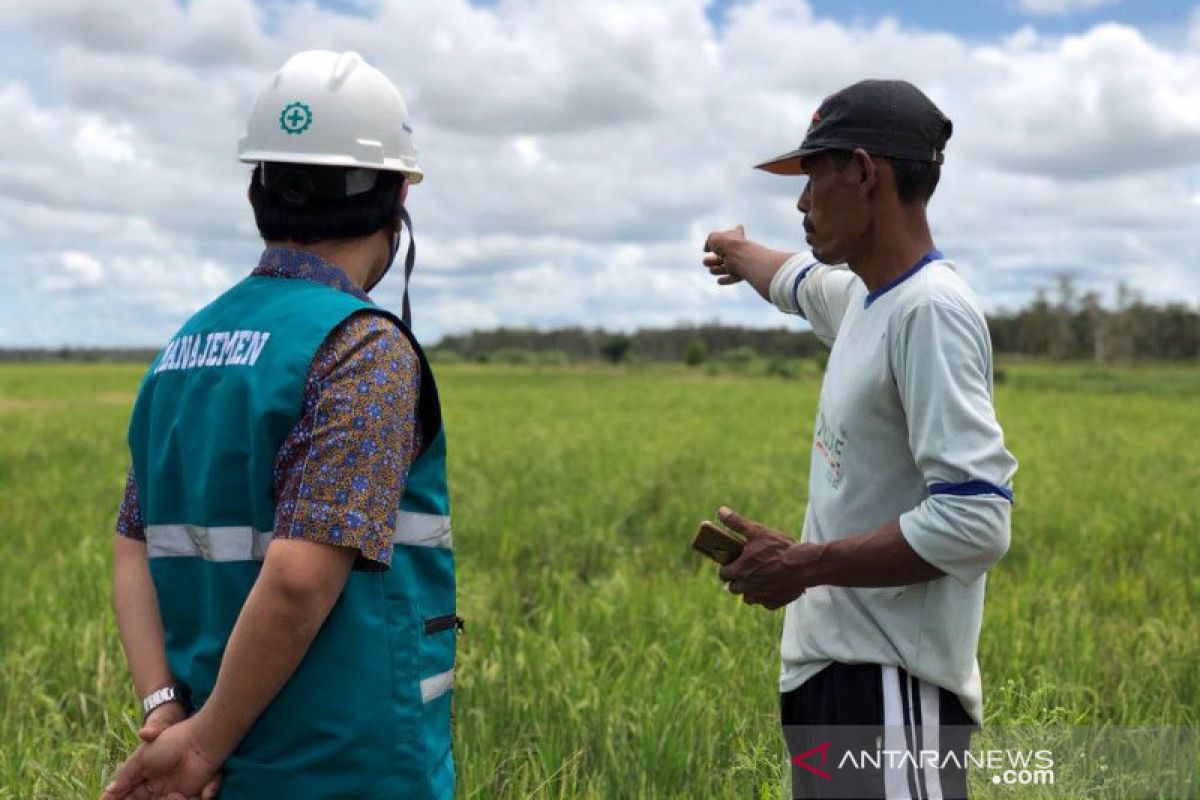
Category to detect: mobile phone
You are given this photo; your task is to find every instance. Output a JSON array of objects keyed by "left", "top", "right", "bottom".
[{"left": 691, "top": 520, "right": 745, "bottom": 565}]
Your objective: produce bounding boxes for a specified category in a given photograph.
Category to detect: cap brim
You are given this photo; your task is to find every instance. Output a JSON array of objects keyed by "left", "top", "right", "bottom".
[{"left": 753, "top": 146, "right": 827, "bottom": 176}]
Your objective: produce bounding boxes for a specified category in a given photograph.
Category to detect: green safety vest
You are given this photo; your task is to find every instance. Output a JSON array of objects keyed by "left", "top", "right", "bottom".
[{"left": 127, "top": 273, "right": 456, "bottom": 799}]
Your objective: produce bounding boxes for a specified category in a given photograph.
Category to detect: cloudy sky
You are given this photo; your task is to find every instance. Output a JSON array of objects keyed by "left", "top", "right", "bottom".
[{"left": 3, "top": 0, "right": 1200, "bottom": 347}]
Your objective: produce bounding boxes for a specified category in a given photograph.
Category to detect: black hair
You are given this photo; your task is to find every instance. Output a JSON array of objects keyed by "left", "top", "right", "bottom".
[
  {"left": 887, "top": 158, "right": 940, "bottom": 204},
  {"left": 823, "top": 149, "right": 940, "bottom": 204},
  {"left": 247, "top": 163, "right": 403, "bottom": 244}
]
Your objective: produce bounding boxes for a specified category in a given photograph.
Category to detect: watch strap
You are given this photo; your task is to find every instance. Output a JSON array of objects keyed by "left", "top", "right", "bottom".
[{"left": 141, "top": 682, "right": 192, "bottom": 721}]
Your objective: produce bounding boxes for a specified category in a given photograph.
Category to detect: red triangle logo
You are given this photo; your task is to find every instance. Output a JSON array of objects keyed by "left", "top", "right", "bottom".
[{"left": 791, "top": 740, "right": 832, "bottom": 780}]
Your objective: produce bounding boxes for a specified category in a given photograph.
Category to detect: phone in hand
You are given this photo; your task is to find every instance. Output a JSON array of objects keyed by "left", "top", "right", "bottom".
[{"left": 691, "top": 520, "right": 746, "bottom": 566}]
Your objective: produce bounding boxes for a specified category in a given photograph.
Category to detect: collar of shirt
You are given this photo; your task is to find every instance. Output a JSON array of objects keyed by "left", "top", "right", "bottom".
[
  {"left": 863, "top": 248, "right": 944, "bottom": 308},
  {"left": 252, "top": 246, "right": 372, "bottom": 303}
]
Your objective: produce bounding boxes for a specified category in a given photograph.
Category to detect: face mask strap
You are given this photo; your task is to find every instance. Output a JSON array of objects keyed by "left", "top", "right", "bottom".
[
  {"left": 365, "top": 203, "right": 416, "bottom": 330},
  {"left": 397, "top": 206, "right": 415, "bottom": 329}
]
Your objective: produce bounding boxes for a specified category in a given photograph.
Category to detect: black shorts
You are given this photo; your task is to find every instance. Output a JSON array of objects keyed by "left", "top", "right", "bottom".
[{"left": 781, "top": 662, "right": 978, "bottom": 800}]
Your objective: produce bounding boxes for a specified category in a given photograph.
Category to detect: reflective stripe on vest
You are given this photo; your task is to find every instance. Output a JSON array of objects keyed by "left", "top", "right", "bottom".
[
  {"left": 145, "top": 512, "right": 452, "bottom": 561},
  {"left": 420, "top": 669, "right": 454, "bottom": 703}
]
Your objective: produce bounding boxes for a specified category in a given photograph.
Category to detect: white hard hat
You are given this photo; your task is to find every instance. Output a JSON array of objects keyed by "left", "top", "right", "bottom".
[{"left": 238, "top": 50, "right": 423, "bottom": 184}]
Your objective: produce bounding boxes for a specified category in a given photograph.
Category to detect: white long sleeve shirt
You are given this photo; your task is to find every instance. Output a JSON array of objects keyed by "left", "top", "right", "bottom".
[{"left": 768, "top": 251, "right": 1017, "bottom": 724}]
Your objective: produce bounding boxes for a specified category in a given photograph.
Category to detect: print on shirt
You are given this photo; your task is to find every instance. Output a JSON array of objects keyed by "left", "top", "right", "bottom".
[
  {"left": 154, "top": 330, "right": 271, "bottom": 374},
  {"left": 814, "top": 409, "right": 847, "bottom": 489}
]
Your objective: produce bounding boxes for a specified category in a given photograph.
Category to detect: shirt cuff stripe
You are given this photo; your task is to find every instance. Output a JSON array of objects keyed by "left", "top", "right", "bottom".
[{"left": 929, "top": 480, "right": 1013, "bottom": 503}]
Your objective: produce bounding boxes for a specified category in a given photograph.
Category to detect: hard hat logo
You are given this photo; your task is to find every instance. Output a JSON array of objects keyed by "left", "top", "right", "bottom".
[{"left": 279, "top": 102, "right": 313, "bottom": 135}]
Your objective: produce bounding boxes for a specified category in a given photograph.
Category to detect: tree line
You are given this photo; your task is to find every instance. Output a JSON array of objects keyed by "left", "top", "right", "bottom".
[
  {"left": 988, "top": 275, "right": 1200, "bottom": 362},
  {"left": 435, "top": 276, "right": 1200, "bottom": 364},
  {"left": 431, "top": 324, "right": 824, "bottom": 365},
  {"left": 2, "top": 277, "right": 1197, "bottom": 364}
]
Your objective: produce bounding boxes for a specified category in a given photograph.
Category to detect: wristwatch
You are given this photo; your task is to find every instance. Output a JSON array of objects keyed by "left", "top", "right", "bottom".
[{"left": 141, "top": 682, "right": 193, "bottom": 722}]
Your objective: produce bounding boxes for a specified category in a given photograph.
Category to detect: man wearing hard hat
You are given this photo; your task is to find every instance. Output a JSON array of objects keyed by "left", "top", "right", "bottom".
[{"left": 102, "top": 51, "right": 457, "bottom": 800}]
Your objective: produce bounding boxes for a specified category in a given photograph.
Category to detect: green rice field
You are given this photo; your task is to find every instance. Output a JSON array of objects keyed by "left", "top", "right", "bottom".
[{"left": 1, "top": 362, "right": 1197, "bottom": 798}]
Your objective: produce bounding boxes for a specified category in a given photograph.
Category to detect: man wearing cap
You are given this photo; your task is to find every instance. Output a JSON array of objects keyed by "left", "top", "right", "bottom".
[
  {"left": 102, "top": 51, "right": 457, "bottom": 800},
  {"left": 703, "top": 80, "right": 1016, "bottom": 798}
]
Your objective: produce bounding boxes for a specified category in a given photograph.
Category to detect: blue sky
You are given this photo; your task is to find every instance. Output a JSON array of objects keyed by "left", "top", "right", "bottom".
[
  {"left": 3, "top": 0, "right": 1200, "bottom": 346},
  {"left": 457, "top": 0, "right": 1200, "bottom": 40},
  {"left": 783, "top": 0, "right": 1194, "bottom": 39}
]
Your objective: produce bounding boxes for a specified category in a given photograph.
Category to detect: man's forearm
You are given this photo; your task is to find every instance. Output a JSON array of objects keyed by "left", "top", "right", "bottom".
[
  {"left": 189, "top": 589, "right": 325, "bottom": 759},
  {"left": 112, "top": 535, "right": 173, "bottom": 698},
  {"left": 735, "top": 243, "right": 795, "bottom": 301},
  {"left": 188, "top": 540, "right": 355, "bottom": 762},
  {"left": 799, "top": 519, "right": 946, "bottom": 588}
]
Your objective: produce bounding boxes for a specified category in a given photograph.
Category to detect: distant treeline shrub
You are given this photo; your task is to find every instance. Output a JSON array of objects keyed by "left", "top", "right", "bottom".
[
  {"left": 427, "top": 277, "right": 1200, "bottom": 366},
  {"left": 4, "top": 275, "right": 1198, "bottom": 366},
  {"left": 0, "top": 348, "right": 159, "bottom": 363},
  {"left": 432, "top": 324, "right": 823, "bottom": 365},
  {"left": 988, "top": 276, "right": 1200, "bottom": 362}
]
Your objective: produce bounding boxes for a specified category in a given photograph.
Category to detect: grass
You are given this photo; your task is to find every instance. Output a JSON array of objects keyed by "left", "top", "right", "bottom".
[{"left": 0, "top": 361, "right": 1197, "bottom": 798}]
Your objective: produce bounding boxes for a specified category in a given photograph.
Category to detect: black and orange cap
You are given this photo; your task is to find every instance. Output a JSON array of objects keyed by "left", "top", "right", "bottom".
[{"left": 755, "top": 79, "right": 953, "bottom": 176}]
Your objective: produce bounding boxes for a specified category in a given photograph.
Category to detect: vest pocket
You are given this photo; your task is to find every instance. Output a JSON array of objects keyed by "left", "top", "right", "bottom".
[
  {"left": 419, "top": 612, "right": 459, "bottom": 704},
  {"left": 383, "top": 590, "right": 423, "bottom": 745},
  {"left": 419, "top": 611, "right": 458, "bottom": 791}
]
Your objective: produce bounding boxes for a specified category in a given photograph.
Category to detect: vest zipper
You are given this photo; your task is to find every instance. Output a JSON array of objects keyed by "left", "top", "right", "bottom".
[{"left": 424, "top": 614, "right": 464, "bottom": 635}]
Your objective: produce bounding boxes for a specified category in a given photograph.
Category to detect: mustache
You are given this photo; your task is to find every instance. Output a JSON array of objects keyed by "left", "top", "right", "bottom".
[{"left": 803, "top": 219, "right": 814, "bottom": 234}]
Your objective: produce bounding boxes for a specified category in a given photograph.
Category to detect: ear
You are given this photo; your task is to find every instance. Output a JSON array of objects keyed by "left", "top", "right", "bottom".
[{"left": 851, "top": 148, "right": 877, "bottom": 197}]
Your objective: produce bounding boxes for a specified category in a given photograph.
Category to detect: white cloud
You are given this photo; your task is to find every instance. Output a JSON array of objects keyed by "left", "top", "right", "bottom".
[
  {"left": 73, "top": 119, "right": 145, "bottom": 166},
  {"left": 964, "top": 24, "right": 1200, "bottom": 178},
  {"left": 43, "top": 251, "right": 105, "bottom": 291},
  {"left": 1, "top": 0, "right": 1199, "bottom": 347}
]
